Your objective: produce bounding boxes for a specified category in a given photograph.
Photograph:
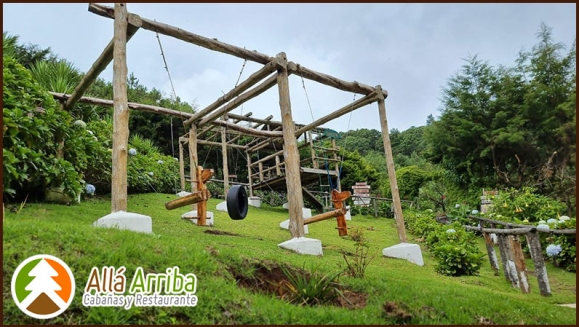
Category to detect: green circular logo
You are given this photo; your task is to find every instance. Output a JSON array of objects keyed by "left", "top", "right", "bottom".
[{"left": 11, "top": 254, "right": 75, "bottom": 319}]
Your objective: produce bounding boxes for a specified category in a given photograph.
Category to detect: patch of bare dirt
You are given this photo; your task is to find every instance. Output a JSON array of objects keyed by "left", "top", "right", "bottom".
[
  {"left": 382, "top": 301, "right": 413, "bottom": 323},
  {"left": 228, "top": 259, "right": 367, "bottom": 309},
  {"left": 203, "top": 229, "right": 241, "bottom": 236}
]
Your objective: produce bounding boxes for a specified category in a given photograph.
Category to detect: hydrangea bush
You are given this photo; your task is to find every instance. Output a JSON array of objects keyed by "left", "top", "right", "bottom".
[{"left": 404, "top": 211, "right": 485, "bottom": 276}]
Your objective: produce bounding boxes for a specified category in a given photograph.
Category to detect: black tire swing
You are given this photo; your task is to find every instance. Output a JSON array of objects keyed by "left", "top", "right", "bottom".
[{"left": 226, "top": 185, "right": 248, "bottom": 220}]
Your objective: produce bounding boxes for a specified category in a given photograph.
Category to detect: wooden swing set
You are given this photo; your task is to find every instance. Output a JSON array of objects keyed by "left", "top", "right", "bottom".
[{"left": 52, "top": 3, "right": 409, "bottom": 242}]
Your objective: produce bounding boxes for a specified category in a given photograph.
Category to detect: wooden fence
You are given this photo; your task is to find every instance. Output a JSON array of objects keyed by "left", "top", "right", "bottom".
[{"left": 463, "top": 215, "right": 576, "bottom": 296}]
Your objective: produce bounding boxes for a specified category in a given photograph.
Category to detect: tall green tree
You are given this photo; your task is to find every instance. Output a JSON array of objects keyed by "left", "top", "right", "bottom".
[{"left": 426, "top": 23, "right": 575, "bottom": 211}]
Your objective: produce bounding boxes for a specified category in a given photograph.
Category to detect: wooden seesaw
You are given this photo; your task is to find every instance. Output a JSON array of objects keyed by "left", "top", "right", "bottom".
[
  {"left": 165, "top": 165, "right": 249, "bottom": 225},
  {"left": 165, "top": 167, "right": 349, "bottom": 235},
  {"left": 303, "top": 189, "right": 351, "bottom": 236}
]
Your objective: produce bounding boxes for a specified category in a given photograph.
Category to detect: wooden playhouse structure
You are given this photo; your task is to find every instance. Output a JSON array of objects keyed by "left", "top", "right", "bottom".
[{"left": 51, "top": 3, "right": 409, "bottom": 245}]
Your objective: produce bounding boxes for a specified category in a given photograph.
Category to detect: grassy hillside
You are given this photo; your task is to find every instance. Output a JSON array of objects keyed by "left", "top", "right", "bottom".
[{"left": 3, "top": 193, "right": 576, "bottom": 325}]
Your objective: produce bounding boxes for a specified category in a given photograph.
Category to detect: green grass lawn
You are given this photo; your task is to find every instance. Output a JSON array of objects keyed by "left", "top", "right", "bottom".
[{"left": 3, "top": 193, "right": 576, "bottom": 325}]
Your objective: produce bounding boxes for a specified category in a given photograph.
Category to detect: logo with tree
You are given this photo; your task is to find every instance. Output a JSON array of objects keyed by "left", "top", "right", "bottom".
[{"left": 11, "top": 254, "right": 75, "bottom": 319}]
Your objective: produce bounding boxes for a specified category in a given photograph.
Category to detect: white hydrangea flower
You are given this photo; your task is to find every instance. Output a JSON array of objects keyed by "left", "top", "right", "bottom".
[
  {"left": 559, "top": 216, "right": 570, "bottom": 222},
  {"left": 128, "top": 148, "right": 137, "bottom": 156},
  {"left": 74, "top": 120, "right": 87, "bottom": 128},
  {"left": 537, "top": 223, "right": 550, "bottom": 232}
]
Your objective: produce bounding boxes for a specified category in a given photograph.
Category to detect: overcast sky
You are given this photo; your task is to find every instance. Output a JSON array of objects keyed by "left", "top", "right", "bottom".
[{"left": 3, "top": 3, "right": 576, "bottom": 133}]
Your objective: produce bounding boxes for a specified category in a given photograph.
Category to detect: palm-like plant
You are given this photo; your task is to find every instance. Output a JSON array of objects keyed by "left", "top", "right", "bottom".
[
  {"left": 30, "top": 59, "right": 81, "bottom": 95},
  {"left": 3, "top": 31, "right": 20, "bottom": 59}
]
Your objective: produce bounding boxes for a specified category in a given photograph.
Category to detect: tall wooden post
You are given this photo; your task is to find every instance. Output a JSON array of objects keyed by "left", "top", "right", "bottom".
[
  {"left": 276, "top": 52, "right": 305, "bottom": 238},
  {"left": 308, "top": 131, "right": 318, "bottom": 168},
  {"left": 189, "top": 124, "right": 198, "bottom": 210},
  {"left": 332, "top": 138, "right": 341, "bottom": 192},
  {"left": 179, "top": 140, "right": 185, "bottom": 191},
  {"left": 246, "top": 151, "right": 254, "bottom": 197},
  {"left": 510, "top": 235, "right": 530, "bottom": 293},
  {"left": 111, "top": 3, "right": 129, "bottom": 212},
  {"left": 375, "top": 85, "right": 407, "bottom": 243},
  {"left": 220, "top": 120, "right": 230, "bottom": 194}
]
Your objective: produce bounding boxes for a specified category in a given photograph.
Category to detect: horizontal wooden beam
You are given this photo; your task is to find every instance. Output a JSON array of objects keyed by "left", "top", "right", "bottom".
[
  {"left": 89, "top": 3, "right": 274, "bottom": 65},
  {"left": 464, "top": 225, "right": 535, "bottom": 235},
  {"left": 211, "top": 119, "right": 283, "bottom": 138},
  {"left": 227, "top": 115, "right": 273, "bottom": 144},
  {"left": 288, "top": 62, "right": 387, "bottom": 97},
  {"left": 247, "top": 127, "right": 283, "bottom": 152},
  {"left": 226, "top": 113, "right": 281, "bottom": 127},
  {"left": 197, "top": 111, "right": 253, "bottom": 138},
  {"left": 64, "top": 24, "right": 139, "bottom": 111},
  {"left": 295, "top": 92, "right": 378, "bottom": 136},
  {"left": 198, "top": 74, "right": 279, "bottom": 127},
  {"left": 50, "top": 92, "right": 193, "bottom": 118},
  {"left": 250, "top": 148, "right": 285, "bottom": 167},
  {"left": 197, "top": 139, "right": 247, "bottom": 149},
  {"left": 184, "top": 62, "right": 277, "bottom": 126}
]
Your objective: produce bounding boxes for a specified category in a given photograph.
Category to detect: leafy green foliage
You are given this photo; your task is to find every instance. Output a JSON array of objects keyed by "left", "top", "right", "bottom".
[
  {"left": 2, "top": 56, "right": 83, "bottom": 201},
  {"left": 396, "top": 165, "right": 436, "bottom": 200},
  {"left": 543, "top": 218, "right": 576, "bottom": 272},
  {"left": 3, "top": 32, "right": 57, "bottom": 69},
  {"left": 340, "top": 228, "right": 376, "bottom": 278},
  {"left": 339, "top": 150, "right": 381, "bottom": 193},
  {"left": 280, "top": 263, "right": 344, "bottom": 306},
  {"left": 404, "top": 211, "right": 485, "bottom": 276},
  {"left": 426, "top": 24, "right": 576, "bottom": 214},
  {"left": 29, "top": 59, "right": 81, "bottom": 94},
  {"left": 483, "top": 187, "right": 567, "bottom": 223}
]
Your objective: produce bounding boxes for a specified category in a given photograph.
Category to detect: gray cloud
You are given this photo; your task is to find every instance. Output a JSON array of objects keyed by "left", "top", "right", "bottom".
[{"left": 3, "top": 3, "right": 576, "bottom": 133}]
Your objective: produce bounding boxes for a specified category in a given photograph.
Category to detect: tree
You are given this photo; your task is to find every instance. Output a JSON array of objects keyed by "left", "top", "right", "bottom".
[{"left": 426, "top": 24, "right": 575, "bottom": 213}]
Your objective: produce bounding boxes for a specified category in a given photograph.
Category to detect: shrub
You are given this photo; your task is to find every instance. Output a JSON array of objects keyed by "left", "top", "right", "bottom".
[
  {"left": 3, "top": 56, "right": 84, "bottom": 201},
  {"left": 542, "top": 217, "right": 576, "bottom": 272},
  {"left": 432, "top": 243, "right": 486, "bottom": 277},
  {"left": 81, "top": 118, "right": 180, "bottom": 195},
  {"left": 426, "top": 222, "right": 486, "bottom": 276},
  {"left": 484, "top": 187, "right": 567, "bottom": 223},
  {"left": 341, "top": 228, "right": 376, "bottom": 278}
]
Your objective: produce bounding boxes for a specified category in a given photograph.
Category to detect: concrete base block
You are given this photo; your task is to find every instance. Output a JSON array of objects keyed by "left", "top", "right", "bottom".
[
  {"left": 382, "top": 243, "right": 424, "bottom": 266},
  {"left": 278, "top": 237, "right": 323, "bottom": 256},
  {"left": 279, "top": 208, "right": 312, "bottom": 234},
  {"left": 345, "top": 205, "right": 352, "bottom": 221},
  {"left": 93, "top": 211, "right": 152, "bottom": 234},
  {"left": 283, "top": 202, "right": 289, "bottom": 210},
  {"left": 177, "top": 191, "right": 192, "bottom": 197},
  {"left": 216, "top": 201, "right": 228, "bottom": 212},
  {"left": 248, "top": 196, "right": 261, "bottom": 208},
  {"left": 182, "top": 210, "right": 214, "bottom": 227}
]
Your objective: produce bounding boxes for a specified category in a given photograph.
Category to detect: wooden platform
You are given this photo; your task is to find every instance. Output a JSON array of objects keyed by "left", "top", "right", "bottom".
[
  {"left": 252, "top": 167, "right": 338, "bottom": 212},
  {"left": 252, "top": 167, "right": 338, "bottom": 192}
]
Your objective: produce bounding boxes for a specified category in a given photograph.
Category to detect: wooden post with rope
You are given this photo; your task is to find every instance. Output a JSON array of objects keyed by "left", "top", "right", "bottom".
[
  {"left": 220, "top": 118, "right": 230, "bottom": 195},
  {"left": 189, "top": 124, "right": 198, "bottom": 211},
  {"left": 276, "top": 52, "right": 306, "bottom": 239},
  {"left": 179, "top": 140, "right": 186, "bottom": 191}
]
